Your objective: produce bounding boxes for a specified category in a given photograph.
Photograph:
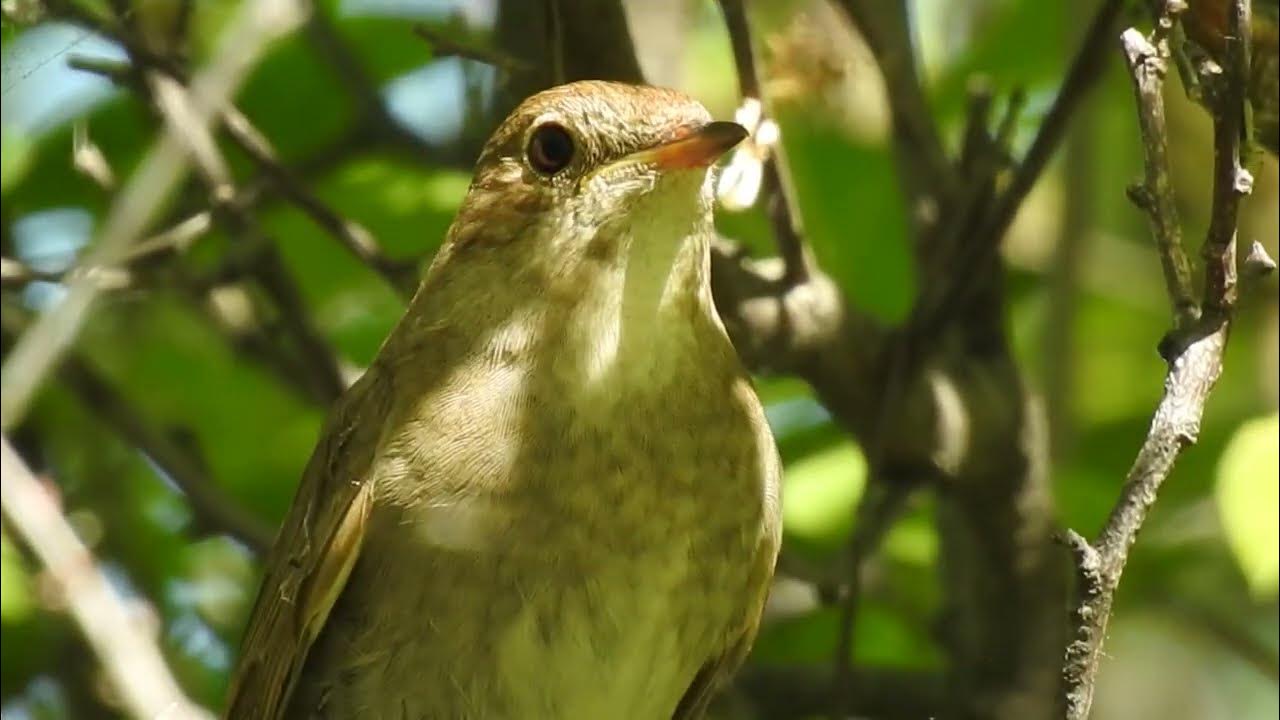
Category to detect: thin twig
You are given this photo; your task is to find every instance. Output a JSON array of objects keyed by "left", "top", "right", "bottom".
[
  {"left": 0, "top": 209, "right": 215, "bottom": 291},
  {"left": 0, "top": 437, "right": 215, "bottom": 720},
  {"left": 715, "top": 0, "right": 810, "bottom": 284},
  {"left": 916, "top": 0, "right": 1125, "bottom": 339},
  {"left": 1059, "top": 2, "right": 1254, "bottom": 717},
  {"left": 61, "top": 18, "right": 350, "bottom": 406},
  {"left": 978, "top": 0, "right": 1126, "bottom": 244},
  {"left": 0, "top": 0, "right": 307, "bottom": 432},
  {"left": 66, "top": 48, "right": 417, "bottom": 298},
  {"left": 830, "top": 0, "right": 953, "bottom": 213},
  {"left": 0, "top": 305, "right": 274, "bottom": 551},
  {"left": 304, "top": 2, "right": 437, "bottom": 162},
  {"left": 1199, "top": 0, "right": 1251, "bottom": 318},
  {"left": 1120, "top": 21, "right": 1199, "bottom": 329},
  {"left": 828, "top": 483, "right": 913, "bottom": 715},
  {"left": 411, "top": 22, "right": 534, "bottom": 74},
  {"left": 104, "top": 32, "right": 350, "bottom": 405},
  {"left": 544, "top": 0, "right": 565, "bottom": 84},
  {"left": 58, "top": 355, "right": 275, "bottom": 552},
  {"left": 219, "top": 108, "right": 419, "bottom": 297}
]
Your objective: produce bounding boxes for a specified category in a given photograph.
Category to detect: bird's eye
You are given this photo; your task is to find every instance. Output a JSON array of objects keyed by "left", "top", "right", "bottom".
[{"left": 526, "top": 123, "right": 575, "bottom": 175}]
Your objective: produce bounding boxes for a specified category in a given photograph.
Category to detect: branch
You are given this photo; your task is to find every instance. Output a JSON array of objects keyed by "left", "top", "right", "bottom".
[
  {"left": 829, "top": 482, "right": 913, "bottom": 711},
  {"left": 300, "top": 0, "right": 433, "bottom": 160},
  {"left": 492, "top": 0, "right": 643, "bottom": 116},
  {"left": 830, "top": 0, "right": 953, "bottom": 220},
  {"left": 58, "top": 355, "right": 275, "bottom": 552},
  {"left": 218, "top": 107, "right": 419, "bottom": 297},
  {"left": 411, "top": 22, "right": 532, "bottom": 74},
  {"left": 67, "top": 52, "right": 417, "bottom": 298},
  {"left": 917, "top": 0, "right": 1126, "bottom": 338},
  {"left": 0, "top": 437, "right": 214, "bottom": 720},
  {"left": 0, "top": 0, "right": 306, "bottom": 432},
  {"left": 132, "top": 62, "right": 350, "bottom": 406},
  {"left": 1060, "top": 3, "right": 1254, "bottom": 717},
  {"left": 1119, "top": 21, "right": 1199, "bottom": 329},
  {"left": 978, "top": 0, "right": 1127, "bottom": 245},
  {"left": 739, "top": 664, "right": 944, "bottom": 720},
  {"left": 1199, "top": 0, "right": 1251, "bottom": 318},
  {"left": 715, "top": 0, "right": 810, "bottom": 284}
]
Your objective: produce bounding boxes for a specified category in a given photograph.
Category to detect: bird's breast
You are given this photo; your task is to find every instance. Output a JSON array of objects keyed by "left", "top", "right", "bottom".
[{"left": 297, "top": 344, "right": 775, "bottom": 718}]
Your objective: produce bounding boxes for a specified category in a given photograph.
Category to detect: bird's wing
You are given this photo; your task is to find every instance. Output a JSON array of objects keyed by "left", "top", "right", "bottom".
[
  {"left": 223, "top": 367, "right": 392, "bottom": 720},
  {"left": 672, "top": 521, "right": 781, "bottom": 720}
]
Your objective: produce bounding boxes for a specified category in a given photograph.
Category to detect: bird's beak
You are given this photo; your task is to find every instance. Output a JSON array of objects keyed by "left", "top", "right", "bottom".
[{"left": 632, "top": 121, "right": 749, "bottom": 171}]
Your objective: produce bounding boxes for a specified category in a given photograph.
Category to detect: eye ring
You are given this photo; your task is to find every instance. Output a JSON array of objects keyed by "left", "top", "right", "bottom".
[{"left": 526, "top": 123, "right": 575, "bottom": 175}]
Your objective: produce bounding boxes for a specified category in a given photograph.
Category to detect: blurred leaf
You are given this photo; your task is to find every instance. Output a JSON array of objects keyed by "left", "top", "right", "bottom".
[
  {"left": 1215, "top": 412, "right": 1280, "bottom": 598},
  {"left": 0, "top": 531, "right": 34, "bottom": 622},
  {"left": 775, "top": 108, "right": 914, "bottom": 322},
  {"left": 178, "top": 537, "right": 256, "bottom": 632},
  {"left": 883, "top": 512, "right": 938, "bottom": 568},
  {"left": 782, "top": 438, "right": 866, "bottom": 554},
  {"left": 267, "top": 156, "right": 468, "bottom": 364},
  {"left": 82, "top": 298, "right": 321, "bottom": 527},
  {"left": 1, "top": 126, "right": 34, "bottom": 194},
  {"left": 233, "top": 35, "right": 353, "bottom": 161},
  {"left": 753, "top": 603, "right": 941, "bottom": 668}
]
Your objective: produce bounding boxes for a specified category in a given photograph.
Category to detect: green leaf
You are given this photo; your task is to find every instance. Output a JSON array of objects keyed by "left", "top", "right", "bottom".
[
  {"left": 775, "top": 109, "right": 914, "bottom": 323},
  {"left": 782, "top": 439, "right": 867, "bottom": 554},
  {"left": 0, "top": 126, "right": 34, "bottom": 195},
  {"left": 752, "top": 603, "right": 942, "bottom": 668},
  {"left": 0, "top": 531, "right": 34, "bottom": 622},
  {"left": 1215, "top": 412, "right": 1280, "bottom": 598}
]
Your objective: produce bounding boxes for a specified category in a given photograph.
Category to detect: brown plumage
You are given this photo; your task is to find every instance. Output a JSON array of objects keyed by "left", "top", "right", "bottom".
[{"left": 224, "top": 81, "right": 781, "bottom": 719}]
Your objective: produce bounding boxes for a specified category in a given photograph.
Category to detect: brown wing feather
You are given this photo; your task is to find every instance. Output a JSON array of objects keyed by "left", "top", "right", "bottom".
[{"left": 223, "top": 367, "right": 391, "bottom": 720}]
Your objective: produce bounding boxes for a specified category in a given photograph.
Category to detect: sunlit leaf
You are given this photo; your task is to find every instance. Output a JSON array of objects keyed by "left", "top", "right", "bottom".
[
  {"left": 782, "top": 439, "right": 866, "bottom": 553},
  {"left": 0, "top": 126, "right": 33, "bottom": 194},
  {"left": 0, "top": 531, "right": 34, "bottom": 622},
  {"left": 752, "top": 603, "right": 942, "bottom": 667},
  {"left": 1215, "top": 412, "right": 1280, "bottom": 598}
]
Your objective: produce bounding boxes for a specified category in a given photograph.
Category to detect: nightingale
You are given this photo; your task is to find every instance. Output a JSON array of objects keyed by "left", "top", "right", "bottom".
[{"left": 224, "top": 80, "right": 782, "bottom": 720}]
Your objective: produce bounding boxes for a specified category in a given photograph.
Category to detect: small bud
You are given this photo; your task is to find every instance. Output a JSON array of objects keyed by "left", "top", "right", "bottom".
[{"left": 1243, "top": 240, "right": 1277, "bottom": 280}]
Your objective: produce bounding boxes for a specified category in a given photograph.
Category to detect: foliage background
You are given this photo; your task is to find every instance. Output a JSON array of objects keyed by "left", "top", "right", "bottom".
[{"left": 0, "top": 0, "right": 1276, "bottom": 718}]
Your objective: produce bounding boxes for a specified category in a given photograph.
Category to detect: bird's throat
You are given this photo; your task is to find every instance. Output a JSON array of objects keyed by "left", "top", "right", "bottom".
[{"left": 564, "top": 216, "right": 714, "bottom": 395}]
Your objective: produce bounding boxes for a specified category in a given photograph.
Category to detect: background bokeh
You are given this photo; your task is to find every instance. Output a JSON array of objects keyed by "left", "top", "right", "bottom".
[{"left": 1, "top": 1, "right": 1276, "bottom": 718}]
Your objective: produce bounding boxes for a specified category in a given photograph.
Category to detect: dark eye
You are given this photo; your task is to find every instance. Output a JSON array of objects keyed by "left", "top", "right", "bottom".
[{"left": 526, "top": 123, "right": 575, "bottom": 175}]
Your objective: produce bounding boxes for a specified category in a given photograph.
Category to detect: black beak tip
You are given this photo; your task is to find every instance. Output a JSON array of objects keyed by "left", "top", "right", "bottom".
[{"left": 704, "top": 121, "right": 750, "bottom": 149}]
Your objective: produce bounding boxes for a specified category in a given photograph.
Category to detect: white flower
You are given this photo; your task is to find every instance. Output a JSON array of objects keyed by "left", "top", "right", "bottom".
[{"left": 716, "top": 98, "right": 780, "bottom": 212}]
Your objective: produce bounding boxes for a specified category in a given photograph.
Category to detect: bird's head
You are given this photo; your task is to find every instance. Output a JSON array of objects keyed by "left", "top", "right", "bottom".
[{"left": 440, "top": 81, "right": 746, "bottom": 275}]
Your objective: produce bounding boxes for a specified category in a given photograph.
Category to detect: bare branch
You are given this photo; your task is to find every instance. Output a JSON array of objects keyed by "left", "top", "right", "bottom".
[
  {"left": 0, "top": 437, "right": 214, "bottom": 720},
  {"left": 829, "top": 483, "right": 914, "bottom": 712},
  {"left": 1060, "top": 2, "right": 1254, "bottom": 717},
  {"left": 916, "top": 0, "right": 1126, "bottom": 339},
  {"left": 55, "top": 353, "right": 275, "bottom": 552},
  {"left": 411, "top": 23, "right": 532, "bottom": 74},
  {"left": 218, "top": 107, "right": 419, "bottom": 297},
  {"left": 715, "top": 0, "right": 810, "bottom": 284},
  {"left": 978, "top": 0, "right": 1126, "bottom": 245},
  {"left": 66, "top": 47, "right": 416, "bottom": 298},
  {"left": 1060, "top": 321, "right": 1228, "bottom": 719},
  {"left": 830, "top": 0, "right": 952, "bottom": 220},
  {"left": 1200, "top": 0, "right": 1252, "bottom": 318},
  {"left": 0, "top": 0, "right": 307, "bottom": 432},
  {"left": 1120, "top": 23, "right": 1199, "bottom": 327}
]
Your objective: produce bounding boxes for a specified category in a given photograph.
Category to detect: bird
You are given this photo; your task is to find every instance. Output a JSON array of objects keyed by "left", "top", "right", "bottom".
[{"left": 224, "top": 80, "right": 782, "bottom": 720}]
